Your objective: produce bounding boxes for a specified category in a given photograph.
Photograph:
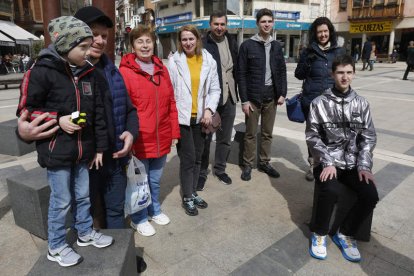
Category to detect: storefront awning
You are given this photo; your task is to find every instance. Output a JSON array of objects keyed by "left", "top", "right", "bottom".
[
  {"left": 395, "top": 17, "right": 414, "bottom": 29},
  {"left": 0, "top": 31, "right": 15, "bottom": 47},
  {"left": 0, "top": 20, "right": 40, "bottom": 45}
]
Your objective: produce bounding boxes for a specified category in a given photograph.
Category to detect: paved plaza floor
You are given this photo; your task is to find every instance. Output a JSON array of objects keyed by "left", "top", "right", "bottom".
[{"left": 1, "top": 60, "right": 414, "bottom": 275}]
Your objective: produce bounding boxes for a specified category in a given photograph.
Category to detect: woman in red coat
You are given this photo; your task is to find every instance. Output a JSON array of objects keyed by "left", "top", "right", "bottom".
[{"left": 119, "top": 26, "right": 180, "bottom": 237}]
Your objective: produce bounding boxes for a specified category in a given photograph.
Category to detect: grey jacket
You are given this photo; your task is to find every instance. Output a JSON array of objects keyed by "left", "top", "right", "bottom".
[{"left": 306, "top": 87, "right": 376, "bottom": 172}]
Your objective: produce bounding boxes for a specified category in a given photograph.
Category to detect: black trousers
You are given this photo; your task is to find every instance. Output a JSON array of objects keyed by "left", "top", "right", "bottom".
[
  {"left": 176, "top": 124, "right": 206, "bottom": 199},
  {"left": 200, "top": 97, "right": 236, "bottom": 178},
  {"left": 312, "top": 165, "right": 379, "bottom": 236},
  {"left": 403, "top": 65, "right": 413, "bottom": 80}
]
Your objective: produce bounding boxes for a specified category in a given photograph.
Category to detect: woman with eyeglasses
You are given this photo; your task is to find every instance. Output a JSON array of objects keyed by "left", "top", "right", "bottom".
[
  {"left": 167, "top": 25, "right": 220, "bottom": 216},
  {"left": 119, "top": 25, "right": 180, "bottom": 237}
]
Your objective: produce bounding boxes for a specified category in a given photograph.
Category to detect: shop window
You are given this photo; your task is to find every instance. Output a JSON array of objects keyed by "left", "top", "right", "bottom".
[
  {"left": 339, "top": 0, "right": 347, "bottom": 11},
  {"left": 364, "top": 0, "right": 372, "bottom": 6},
  {"left": 353, "top": 0, "right": 362, "bottom": 7},
  {"left": 159, "top": 4, "right": 168, "bottom": 11},
  {"left": 374, "top": 0, "right": 385, "bottom": 6},
  {"left": 195, "top": 0, "right": 200, "bottom": 17},
  {"left": 227, "top": 0, "right": 239, "bottom": 15},
  {"left": 310, "top": 4, "right": 320, "bottom": 19},
  {"left": 386, "top": 0, "right": 398, "bottom": 6},
  {"left": 280, "top": 0, "right": 305, "bottom": 3},
  {"left": 244, "top": 0, "right": 253, "bottom": 16}
]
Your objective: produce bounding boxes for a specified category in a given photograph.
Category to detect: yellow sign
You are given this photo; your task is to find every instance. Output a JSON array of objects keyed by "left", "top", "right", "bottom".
[{"left": 350, "top": 21, "right": 393, "bottom": 33}]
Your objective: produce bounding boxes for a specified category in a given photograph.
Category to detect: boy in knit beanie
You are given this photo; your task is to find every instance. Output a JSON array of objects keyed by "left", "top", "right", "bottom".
[{"left": 16, "top": 16, "right": 113, "bottom": 267}]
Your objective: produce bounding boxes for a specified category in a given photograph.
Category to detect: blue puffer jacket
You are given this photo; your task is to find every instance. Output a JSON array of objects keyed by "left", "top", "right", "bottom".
[
  {"left": 95, "top": 54, "right": 138, "bottom": 165},
  {"left": 295, "top": 42, "right": 345, "bottom": 106}
]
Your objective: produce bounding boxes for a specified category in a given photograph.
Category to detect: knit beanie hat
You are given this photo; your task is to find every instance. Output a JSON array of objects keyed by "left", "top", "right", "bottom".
[{"left": 48, "top": 16, "right": 93, "bottom": 54}]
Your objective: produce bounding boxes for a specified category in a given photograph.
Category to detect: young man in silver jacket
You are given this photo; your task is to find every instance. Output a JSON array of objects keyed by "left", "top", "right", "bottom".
[{"left": 306, "top": 55, "right": 379, "bottom": 262}]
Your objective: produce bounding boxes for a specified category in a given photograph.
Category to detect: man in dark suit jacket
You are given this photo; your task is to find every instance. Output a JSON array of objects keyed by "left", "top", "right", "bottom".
[{"left": 198, "top": 11, "right": 238, "bottom": 189}]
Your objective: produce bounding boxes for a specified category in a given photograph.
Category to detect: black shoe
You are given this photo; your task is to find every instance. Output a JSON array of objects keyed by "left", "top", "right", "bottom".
[
  {"left": 215, "top": 172, "right": 232, "bottom": 185},
  {"left": 241, "top": 166, "right": 252, "bottom": 181},
  {"left": 182, "top": 198, "right": 198, "bottom": 216},
  {"left": 192, "top": 193, "right": 208, "bottom": 209},
  {"left": 403, "top": 78, "right": 408, "bottom": 80},
  {"left": 258, "top": 163, "right": 280, "bottom": 178},
  {"left": 197, "top": 176, "right": 207, "bottom": 191}
]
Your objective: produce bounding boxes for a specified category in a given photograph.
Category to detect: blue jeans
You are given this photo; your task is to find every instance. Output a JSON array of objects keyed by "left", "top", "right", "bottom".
[
  {"left": 89, "top": 155, "right": 127, "bottom": 229},
  {"left": 130, "top": 155, "right": 167, "bottom": 224},
  {"left": 47, "top": 163, "right": 92, "bottom": 250}
]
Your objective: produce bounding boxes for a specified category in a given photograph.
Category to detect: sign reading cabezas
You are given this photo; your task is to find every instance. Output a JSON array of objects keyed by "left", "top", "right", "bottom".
[{"left": 350, "top": 21, "right": 393, "bottom": 33}]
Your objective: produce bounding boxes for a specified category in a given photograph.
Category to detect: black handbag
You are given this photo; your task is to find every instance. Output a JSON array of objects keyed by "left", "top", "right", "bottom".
[{"left": 285, "top": 93, "right": 305, "bottom": 123}]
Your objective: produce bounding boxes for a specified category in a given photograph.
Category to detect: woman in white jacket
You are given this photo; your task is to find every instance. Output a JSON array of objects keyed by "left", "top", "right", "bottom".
[{"left": 168, "top": 25, "right": 220, "bottom": 216}]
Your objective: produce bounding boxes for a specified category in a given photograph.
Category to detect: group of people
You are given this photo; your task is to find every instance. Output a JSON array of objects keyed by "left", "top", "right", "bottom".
[
  {"left": 0, "top": 53, "right": 31, "bottom": 74},
  {"left": 15, "top": 6, "right": 378, "bottom": 268}
]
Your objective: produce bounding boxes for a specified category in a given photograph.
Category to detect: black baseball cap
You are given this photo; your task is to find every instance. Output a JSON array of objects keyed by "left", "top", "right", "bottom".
[{"left": 74, "top": 6, "right": 113, "bottom": 28}]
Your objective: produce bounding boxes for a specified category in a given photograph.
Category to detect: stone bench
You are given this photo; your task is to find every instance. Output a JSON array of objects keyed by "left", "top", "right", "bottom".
[
  {"left": 28, "top": 229, "right": 137, "bottom": 276},
  {"left": 0, "top": 119, "right": 36, "bottom": 156},
  {"left": 310, "top": 181, "right": 373, "bottom": 241},
  {"left": 229, "top": 124, "right": 373, "bottom": 240},
  {"left": 7, "top": 166, "right": 72, "bottom": 240},
  {"left": 0, "top": 73, "right": 23, "bottom": 89}
]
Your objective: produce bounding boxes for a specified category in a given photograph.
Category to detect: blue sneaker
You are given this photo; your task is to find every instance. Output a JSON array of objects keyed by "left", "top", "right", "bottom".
[
  {"left": 332, "top": 232, "right": 361, "bottom": 262},
  {"left": 309, "top": 232, "right": 327, "bottom": 260}
]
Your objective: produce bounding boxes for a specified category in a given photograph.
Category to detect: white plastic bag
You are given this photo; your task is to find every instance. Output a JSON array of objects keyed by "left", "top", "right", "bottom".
[{"left": 124, "top": 156, "right": 151, "bottom": 215}]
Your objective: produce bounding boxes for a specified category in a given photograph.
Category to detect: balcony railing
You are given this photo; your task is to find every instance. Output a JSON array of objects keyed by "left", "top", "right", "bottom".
[{"left": 349, "top": 2, "right": 403, "bottom": 21}]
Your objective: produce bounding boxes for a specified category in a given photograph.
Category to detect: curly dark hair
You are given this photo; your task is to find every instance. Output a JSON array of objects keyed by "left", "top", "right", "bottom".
[{"left": 308, "top": 17, "right": 337, "bottom": 47}]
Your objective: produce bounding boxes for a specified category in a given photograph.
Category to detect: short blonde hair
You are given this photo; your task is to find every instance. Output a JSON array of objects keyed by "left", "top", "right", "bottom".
[{"left": 177, "top": 25, "right": 202, "bottom": 56}]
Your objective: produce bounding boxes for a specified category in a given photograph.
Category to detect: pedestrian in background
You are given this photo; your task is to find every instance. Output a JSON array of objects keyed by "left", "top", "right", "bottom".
[
  {"left": 403, "top": 40, "right": 414, "bottom": 80},
  {"left": 198, "top": 10, "right": 238, "bottom": 190},
  {"left": 237, "top": 8, "right": 287, "bottom": 182},
  {"left": 168, "top": 25, "right": 220, "bottom": 216},
  {"left": 294, "top": 16, "right": 345, "bottom": 181},
  {"left": 361, "top": 38, "right": 372, "bottom": 71},
  {"left": 353, "top": 44, "right": 360, "bottom": 63},
  {"left": 119, "top": 26, "right": 180, "bottom": 236},
  {"left": 368, "top": 41, "right": 376, "bottom": 71}
]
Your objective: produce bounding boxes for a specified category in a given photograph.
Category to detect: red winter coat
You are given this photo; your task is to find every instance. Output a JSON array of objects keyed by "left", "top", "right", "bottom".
[{"left": 119, "top": 53, "right": 180, "bottom": 159}]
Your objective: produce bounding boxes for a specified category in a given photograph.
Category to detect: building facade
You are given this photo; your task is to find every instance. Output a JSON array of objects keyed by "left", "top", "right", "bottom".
[
  {"left": 148, "top": 0, "right": 332, "bottom": 58},
  {"left": 115, "top": 0, "right": 155, "bottom": 54},
  {"left": 332, "top": 0, "right": 414, "bottom": 60}
]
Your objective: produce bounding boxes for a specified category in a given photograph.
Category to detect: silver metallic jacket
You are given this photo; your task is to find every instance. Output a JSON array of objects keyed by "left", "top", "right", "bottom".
[{"left": 306, "top": 88, "right": 376, "bottom": 172}]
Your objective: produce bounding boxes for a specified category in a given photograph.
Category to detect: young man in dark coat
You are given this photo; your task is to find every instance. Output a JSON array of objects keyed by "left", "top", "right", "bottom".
[{"left": 237, "top": 8, "right": 287, "bottom": 181}]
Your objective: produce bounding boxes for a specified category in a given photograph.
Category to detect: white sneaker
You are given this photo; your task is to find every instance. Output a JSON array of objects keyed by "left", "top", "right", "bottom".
[
  {"left": 309, "top": 232, "right": 327, "bottom": 260},
  {"left": 77, "top": 229, "right": 114, "bottom": 248},
  {"left": 332, "top": 232, "right": 361, "bottom": 262},
  {"left": 151, "top": 213, "right": 170, "bottom": 225},
  {"left": 131, "top": 221, "right": 156, "bottom": 237}
]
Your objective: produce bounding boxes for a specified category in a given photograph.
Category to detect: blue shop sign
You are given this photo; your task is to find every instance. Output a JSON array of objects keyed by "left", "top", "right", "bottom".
[
  {"left": 156, "top": 12, "right": 192, "bottom": 26},
  {"left": 164, "top": 12, "right": 192, "bottom": 24},
  {"left": 156, "top": 19, "right": 310, "bottom": 34},
  {"left": 157, "top": 20, "right": 208, "bottom": 34},
  {"left": 254, "top": 9, "right": 301, "bottom": 20}
]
